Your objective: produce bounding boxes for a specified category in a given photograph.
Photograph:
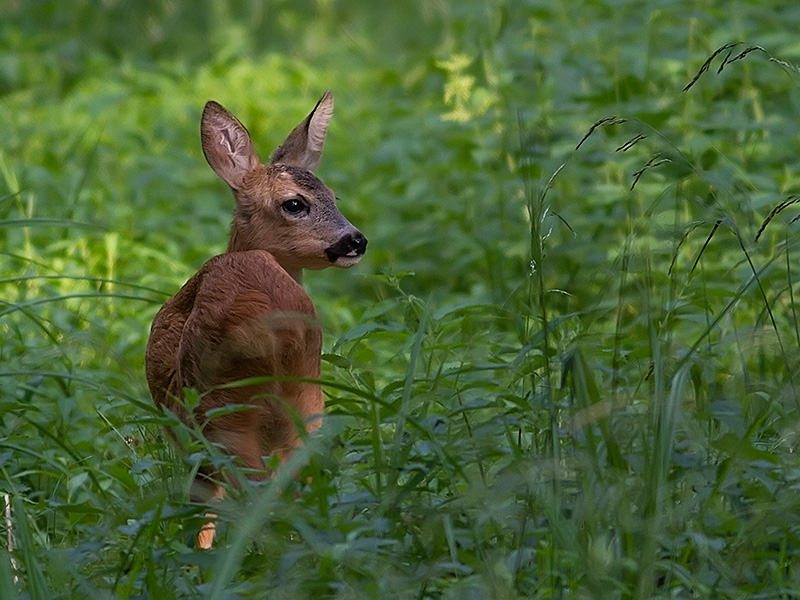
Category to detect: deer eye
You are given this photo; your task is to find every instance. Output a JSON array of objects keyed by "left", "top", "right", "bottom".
[{"left": 281, "top": 197, "right": 308, "bottom": 215}]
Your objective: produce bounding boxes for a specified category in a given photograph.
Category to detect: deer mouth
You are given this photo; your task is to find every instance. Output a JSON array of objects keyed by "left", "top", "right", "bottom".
[
  {"left": 331, "top": 255, "right": 362, "bottom": 268},
  {"left": 325, "top": 231, "right": 368, "bottom": 266}
]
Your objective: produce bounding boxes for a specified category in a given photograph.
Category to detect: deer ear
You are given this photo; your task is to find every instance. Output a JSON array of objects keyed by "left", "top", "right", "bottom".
[
  {"left": 201, "top": 101, "right": 261, "bottom": 190},
  {"left": 269, "top": 91, "right": 333, "bottom": 172}
]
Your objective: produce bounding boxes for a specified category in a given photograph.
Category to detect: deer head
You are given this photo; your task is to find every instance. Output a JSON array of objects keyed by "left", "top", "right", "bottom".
[{"left": 200, "top": 91, "right": 367, "bottom": 282}]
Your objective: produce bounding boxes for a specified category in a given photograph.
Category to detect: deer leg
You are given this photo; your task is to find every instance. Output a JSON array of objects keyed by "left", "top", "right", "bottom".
[{"left": 192, "top": 420, "right": 269, "bottom": 549}]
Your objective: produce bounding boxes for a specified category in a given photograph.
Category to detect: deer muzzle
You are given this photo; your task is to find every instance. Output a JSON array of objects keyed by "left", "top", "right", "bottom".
[{"left": 325, "top": 231, "right": 368, "bottom": 266}]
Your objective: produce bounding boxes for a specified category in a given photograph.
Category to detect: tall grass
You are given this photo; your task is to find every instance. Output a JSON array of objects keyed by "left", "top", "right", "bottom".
[{"left": 2, "top": 1, "right": 800, "bottom": 597}]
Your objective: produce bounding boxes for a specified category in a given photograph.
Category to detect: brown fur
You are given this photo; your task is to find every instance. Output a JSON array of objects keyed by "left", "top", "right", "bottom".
[{"left": 144, "top": 92, "right": 366, "bottom": 548}]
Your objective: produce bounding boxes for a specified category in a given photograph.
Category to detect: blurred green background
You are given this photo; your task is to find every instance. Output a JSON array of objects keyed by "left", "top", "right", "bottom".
[{"left": 2, "top": 1, "right": 800, "bottom": 597}]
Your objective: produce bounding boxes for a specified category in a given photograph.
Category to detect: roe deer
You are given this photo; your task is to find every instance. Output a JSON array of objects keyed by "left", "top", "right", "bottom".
[{"left": 144, "top": 91, "right": 366, "bottom": 548}]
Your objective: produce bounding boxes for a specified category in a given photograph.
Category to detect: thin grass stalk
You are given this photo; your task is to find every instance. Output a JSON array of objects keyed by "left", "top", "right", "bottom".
[
  {"left": 10, "top": 497, "right": 48, "bottom": 600},
  {"left": 524, "top": 158, "right": 567, "bottom": 596},
  {"left": 611, "top": 235, "right": 631, "bottom": 399},
  {"left": 386, "top": 301, "right": 430, "bottom": 501},
  {"left": 786, "top": 236, "right": 800, "bottom": 355},
  {"left": 0, "top": 291, "right": 161, "bottom": 318},
  {"left": 527, "top": 167, "right": 560, "bottom": 481},
  {"left": 1, "top": 493, "right": 17, "bottom": 596},
  {"left": 635, "top": 256, "right": 660, "bottom": 599},
  {"left": 0, "top": 543, "right": 19, "bottom": 600},
  {"left": 730, "top": 220, "right": 799, "bottom": 407}
]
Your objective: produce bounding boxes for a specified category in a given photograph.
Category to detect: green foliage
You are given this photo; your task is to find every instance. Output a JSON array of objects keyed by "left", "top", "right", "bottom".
[{"left": 2, "top": 0, "right": 800, "bottom": 597}]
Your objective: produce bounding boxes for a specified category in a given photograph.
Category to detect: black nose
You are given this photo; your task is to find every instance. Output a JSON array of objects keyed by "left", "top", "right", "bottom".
[
  {"left": 325, "top": 231, "right": 368, "bottom": 262},
  {"left": 352, "top": 231, "right": 368, "bottom": 255}
]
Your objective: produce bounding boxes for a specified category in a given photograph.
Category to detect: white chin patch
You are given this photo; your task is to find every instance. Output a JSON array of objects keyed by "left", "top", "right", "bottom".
[{"left": 334, "top": 254, "right": 363, "bottom": 268}]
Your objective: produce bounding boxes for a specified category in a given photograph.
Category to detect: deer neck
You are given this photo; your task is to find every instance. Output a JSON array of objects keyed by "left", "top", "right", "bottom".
[{"left": 227, "top": 227, "right": 304, "bottom": 285}]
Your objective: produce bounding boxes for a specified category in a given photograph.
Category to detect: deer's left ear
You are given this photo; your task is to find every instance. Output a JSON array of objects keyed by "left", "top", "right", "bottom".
[{"left": 270, "top": 91, "right": 333, "bottom": 172}]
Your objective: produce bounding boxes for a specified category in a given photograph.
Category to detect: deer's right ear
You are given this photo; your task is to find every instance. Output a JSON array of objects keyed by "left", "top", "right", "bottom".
[{"left": 201, "top": 101, "right": 261, "bottom": 190}]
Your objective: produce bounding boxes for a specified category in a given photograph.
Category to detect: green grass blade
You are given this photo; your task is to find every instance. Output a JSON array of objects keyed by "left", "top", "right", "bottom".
[{"left": 10, "top": 497, "right": 48, "bottom": 600}]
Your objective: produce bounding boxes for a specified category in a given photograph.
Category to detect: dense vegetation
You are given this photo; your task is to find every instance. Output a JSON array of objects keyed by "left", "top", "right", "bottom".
[{"left": 2, "top": 1, "right": 800, "bottom": 597}]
